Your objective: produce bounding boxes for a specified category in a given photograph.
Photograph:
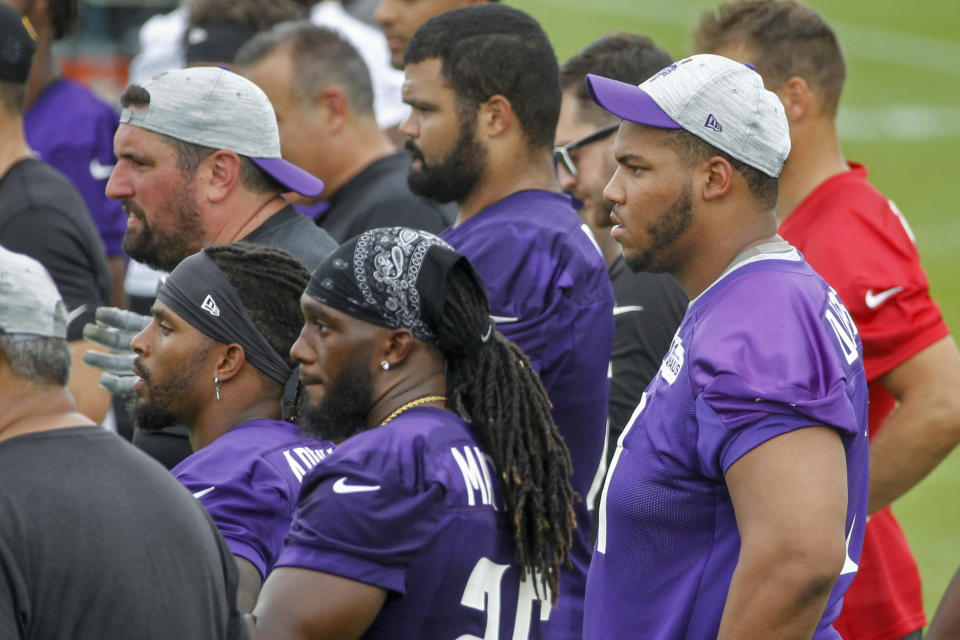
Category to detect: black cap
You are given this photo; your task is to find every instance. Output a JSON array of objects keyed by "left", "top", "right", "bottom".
[{"left": 0, "top": 4, "right": 36, "bottom": 83}]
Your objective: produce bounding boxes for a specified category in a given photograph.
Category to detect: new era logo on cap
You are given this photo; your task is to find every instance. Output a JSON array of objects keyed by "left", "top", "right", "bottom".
[
  {"left": 704, "top": 114, "right": 722, "bottom": 132},
  {"left": 201, "top": 294, "right": 220, "bottom": 317}
]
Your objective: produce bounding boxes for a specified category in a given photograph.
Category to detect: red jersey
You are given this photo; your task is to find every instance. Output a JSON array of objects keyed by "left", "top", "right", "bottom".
[{"left": 780, "top": 163, "right": 949, "bottom": 640}]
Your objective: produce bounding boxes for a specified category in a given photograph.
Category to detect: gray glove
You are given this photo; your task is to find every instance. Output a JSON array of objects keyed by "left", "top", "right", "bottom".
[{"left": 82, "top": 307, "right": 151, "bottom": 398}]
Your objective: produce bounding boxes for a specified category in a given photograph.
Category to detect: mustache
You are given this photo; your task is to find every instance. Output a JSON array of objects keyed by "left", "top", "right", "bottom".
[
  {"left": 404, "top": 139, "right": 426, "bottom": 164},
  {"left": 122, "top": 198, "right": 145, "bottom": 219},
  {"left": 132, "top": 358, "right": 150, "bottom": 383}
]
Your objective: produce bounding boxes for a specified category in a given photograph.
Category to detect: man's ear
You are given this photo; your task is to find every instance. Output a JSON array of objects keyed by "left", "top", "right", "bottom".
[
  {"left": 701, "top": 155, "right": 734, "bottom": 202},
  {"left": 202, "top": 150, "right": 243, "bottom": 203},
  {"left": 775, "top": 76, "right": 812, "bottom": 124},
  {"left": 213, "top": 343, "right": 246, "bottom": 384},
  {"left": 380, "top": 329, "right": 416, "bottom": 370},
  {"left": 477, "top": 94, "right": 513, "bottom": 139},
  {"left": 316, "top": 87, "right": 351, "bottom": 134}
]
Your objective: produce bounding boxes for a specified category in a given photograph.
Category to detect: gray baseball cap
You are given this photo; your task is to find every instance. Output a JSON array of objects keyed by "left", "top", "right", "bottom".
[
  {"left": 119, "top": 66, "right": 325, "bottom": 197},
  {"left": 586, "top": 54, "right": 790, "bottom": 177},
  {"left": 0, "top": 246, "right": 68, "bottom": 339}
]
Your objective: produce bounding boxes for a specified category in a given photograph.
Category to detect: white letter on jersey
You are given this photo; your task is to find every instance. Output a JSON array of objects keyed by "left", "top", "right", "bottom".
[
  {"left": 452, "top": 446, "right": 497, "bottom": 508},
  {"left": 824, "top": 288, "right": 859, "bottom": 365}
]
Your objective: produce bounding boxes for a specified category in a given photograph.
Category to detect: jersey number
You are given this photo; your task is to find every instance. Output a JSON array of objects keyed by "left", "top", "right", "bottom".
[
  {"left": 456, "top": 557, "right": 551, "bottom": 640},
  {"left": 597, "top": 392, "right": 647, "bottom": 554}
]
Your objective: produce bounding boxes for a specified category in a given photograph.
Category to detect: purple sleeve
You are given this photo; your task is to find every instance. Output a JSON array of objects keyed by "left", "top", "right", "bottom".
[
  {"left": 691, "top": 275, "right": 862, "bottom": 479},
  {"left": 176, "top": 460, "right": 294, "bottom": 579},
  {"left": 277, "top": 458, "right": 443, "bottom": 594}
]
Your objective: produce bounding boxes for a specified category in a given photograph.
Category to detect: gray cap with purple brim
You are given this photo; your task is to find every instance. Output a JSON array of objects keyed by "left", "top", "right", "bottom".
[
  {"left": 120, "top": 66, "right": 324, "bottom": 197},
  {"left": 585, "top": 54, "right": 790, "bottom": 178}
]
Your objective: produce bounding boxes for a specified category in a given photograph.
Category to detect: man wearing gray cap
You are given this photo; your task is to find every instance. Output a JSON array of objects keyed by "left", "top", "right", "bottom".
[
  {"left": 86, "top": 65, "right": 338, "bottom": 467},
  {"left": 0, "top": 3, "right": 112, "bottom": 424},
  {"left": 0, "top": 246, "right": 245, "bottom": 639},
  {"left": 582, "top": 55, "right": 869, "bottom": 639}
]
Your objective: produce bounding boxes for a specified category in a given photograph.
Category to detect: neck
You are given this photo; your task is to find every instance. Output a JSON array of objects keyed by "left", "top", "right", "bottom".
[
  {"left": 0, "top": 115, "right": 33, "bottom": 178},
  {"left": 455, "top": 147, "right": 560, "bottom": 226},
  {"left": 188, "top": 389, "right": 283, "bottom": 451},
  {"left": 0, "top": 382, "right": 94, "bottom": 445},
  {"left": 321, "top": 123, "right": 395, "bottom": 199},
  {"left": 366, "top": 365, "right": 448, "bottom": 429},
  {"left": 209, "top": 194, "right": 288, "bottom": 244},
  {"left": 676, "top": 204, "right": 779, "bottom": 301},
  {"left": 25, "top": 46, "right": 59, "bottom": 110},
  {"left": 776, "top": 116, "right": 849, "bottom": 224}
]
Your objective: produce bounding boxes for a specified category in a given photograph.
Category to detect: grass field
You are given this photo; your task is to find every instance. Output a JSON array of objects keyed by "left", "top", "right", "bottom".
[{"left": 511, "top": 0, "right": 960, "bottom": 619}]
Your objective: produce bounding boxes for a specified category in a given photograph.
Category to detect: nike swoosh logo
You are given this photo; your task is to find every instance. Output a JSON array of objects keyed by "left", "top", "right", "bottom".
[
  {"left": 613, "top": 305, "right": 644, "bottom": 316},
  {"left": 89, "top": 158, "right": 115, "bottom": 180},
  {"left": 865, "top": 286, "right": 903, "bottom": 309},
  {"left": 66, "top": 304, "right": 88, "bottom": 326},
  {"left": 840, "top": 515, "right": 859, "bottom": 576},
  {"left": 490, "top": 315, "right": 519, "bottom": 324},
  {"left": 332, "top": 477, "right": 380, "bottom": 494},
  {"left": 192, "top": 486, "right": 215, "bottom": 499}
]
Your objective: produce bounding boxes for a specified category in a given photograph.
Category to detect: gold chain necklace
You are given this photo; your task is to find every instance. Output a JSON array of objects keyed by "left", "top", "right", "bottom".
[{"left": 379, "top": 395, "right": 447, "bottom": 426}]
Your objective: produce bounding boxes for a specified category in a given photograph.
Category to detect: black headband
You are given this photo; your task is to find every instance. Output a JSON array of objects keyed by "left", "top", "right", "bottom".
[
  {"left": 158, "top": 250, "right": 292, "bottom": 384},
  {"left": 306, "top": 227, "right": 491, "bottom": 347}
]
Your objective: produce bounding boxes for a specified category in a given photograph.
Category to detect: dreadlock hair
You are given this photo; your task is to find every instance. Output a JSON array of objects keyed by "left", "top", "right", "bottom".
[
  {"left": 202, "top": 242, "right": 310, "bottom": 390},
  {"left": 430, "top": 260, "right": 576, "bottom": 603}
]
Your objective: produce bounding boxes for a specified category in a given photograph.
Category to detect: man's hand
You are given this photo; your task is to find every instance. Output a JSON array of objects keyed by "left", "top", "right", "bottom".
[{"left": 82, "top": 307, "right": 150, "bottom": 397}]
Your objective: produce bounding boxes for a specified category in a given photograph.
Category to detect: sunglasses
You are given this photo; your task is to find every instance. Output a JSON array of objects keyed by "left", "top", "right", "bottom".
[{"left": 553, "top": 123, "right": 619, "bottom": 177}]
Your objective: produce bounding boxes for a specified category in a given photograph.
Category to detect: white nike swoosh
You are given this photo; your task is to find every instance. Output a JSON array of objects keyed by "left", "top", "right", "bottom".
[
  {"left": 89, "top": 158, "right": 115, "bottom": 180},
  {"left": 864, "top": 286, "right": 904, "bottom": 309},
  {"left": 66, "top": 304, "right": 88, "bottom": 326},
  {"left": 490, "top": 315, "right": 520, "bottom": 324},
  {"left": 332, "top": 477, "right": 381, "bottom": 494},
  {"left": 192, "top": 486, "right": 215, "bottom": 499},
  {"left": 613, "top": 305, "right": 644, "bottom": 316},
  {"left": 840, "top": 515, "right": 859, "bottom": 576}
]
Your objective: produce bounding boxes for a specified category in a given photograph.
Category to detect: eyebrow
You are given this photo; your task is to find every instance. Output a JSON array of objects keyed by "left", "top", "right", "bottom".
[
  {"left": 616, "top": 153, "right": 648, "bottom": 165},
  {"left": 149, "top": 304, "right": 172, "bottom": 323},
  {"left": 403, "top": 97, "right": 437, "bottom": 111},
  {"left": 116, "top": 150, "right": 151, "bottom": 165}
]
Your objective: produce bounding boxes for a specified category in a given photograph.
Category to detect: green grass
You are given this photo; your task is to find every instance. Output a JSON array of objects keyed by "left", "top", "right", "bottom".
[{"left": 511, "top": 0, "right": 960, "bottom": 619}]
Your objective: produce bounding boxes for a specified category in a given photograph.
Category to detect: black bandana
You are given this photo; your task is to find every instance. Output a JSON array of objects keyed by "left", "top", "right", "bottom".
[
  {"left": 306, "top": 227, "right": 490, "bottom": 345},
  {"left": 158, "top": 250, "right": 292, "bottom": 384}
]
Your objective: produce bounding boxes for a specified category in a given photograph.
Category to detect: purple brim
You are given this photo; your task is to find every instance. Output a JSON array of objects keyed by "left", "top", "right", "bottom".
[
  {"left": 251, "top": 157, "right": 325, "bottom": 197},
  {"left": 585, "top": 73, "right": 681, "bottom": 130}
]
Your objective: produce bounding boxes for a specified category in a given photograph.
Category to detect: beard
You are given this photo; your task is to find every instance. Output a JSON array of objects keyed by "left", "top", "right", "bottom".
[
  {"left": 122, "top": 189, "right": 205, "bottom": 273},
  {"left": 624, "top": 182, "right": 694, "bottom": 274},
  {"left": 296, "top": 358, "right": 374, "bottom": 444},
  {"left": 128, "top": 352, "right": 207, "bottom": 433},
  {"left": 405, "top": 117, "right": 487, "bottom": 204}
]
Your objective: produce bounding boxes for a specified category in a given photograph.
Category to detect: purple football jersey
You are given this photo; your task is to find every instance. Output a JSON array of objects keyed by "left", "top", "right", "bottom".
[
  {"left": 584, "top": 240, "right": 869, "bottom": 639},
  {"left": 443, "top": 190, "right": 614, "bottom": 638},
  {"left": 278, "top": 407, "right": 551, "bottom": 640},
  {"left": 24, "top": 79, "right": 127, "bottom": 256},
  {"left": 172, "top": 419, "right": 334, "bottom": 578}
]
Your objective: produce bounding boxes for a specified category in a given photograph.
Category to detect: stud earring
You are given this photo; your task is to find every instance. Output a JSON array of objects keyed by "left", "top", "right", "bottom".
[
  {"left": 215, "top": 377, "right": 222, "bottom": 401},
  {"left": 380, "top": 361, "right": 390, "bottom": 371}
]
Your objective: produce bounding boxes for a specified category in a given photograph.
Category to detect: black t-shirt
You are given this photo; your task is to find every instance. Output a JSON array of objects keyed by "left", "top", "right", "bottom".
[
  {"left": 0, "top": 426, "right": 246, "bottom": 640},
  {"left": 318, "top": 152, "right": 454, "bottom": 242},
  {"left": 0, "top": 159, "right": 111, "bottom": 341},
  {"left": 608, "top": 256, "right": 687, "bottom": 446},
  {"left": 243, "top": 203, "right": 338, "bottom": 271}
]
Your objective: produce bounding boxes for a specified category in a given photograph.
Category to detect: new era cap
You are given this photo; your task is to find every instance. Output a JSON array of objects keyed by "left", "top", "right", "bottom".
[
  {"left": 585, "top": 54, "right": 790, "bottom": 177},
  {"left": 0, "top": 3, "right": 37, "bottom": 83},
  {"left": 119, "top": 66, "right": 324, "bottom": 197},
  {"left": 0, "top": 246, "right": 68, "bottom": 339}
]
